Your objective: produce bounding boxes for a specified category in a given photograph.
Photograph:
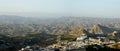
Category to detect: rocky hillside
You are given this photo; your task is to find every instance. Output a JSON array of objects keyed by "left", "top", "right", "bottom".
[
  {"left": 70, "top": 27, "right": 88, "bottom": 36},
  {"left": 89, "top": 24, "right": 114, "bottom": 34}
]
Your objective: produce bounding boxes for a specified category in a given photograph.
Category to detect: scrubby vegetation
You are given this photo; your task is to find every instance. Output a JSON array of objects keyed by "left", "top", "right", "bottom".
[{"left": 86, "top": 44, "right": 120, "bottom": 51}]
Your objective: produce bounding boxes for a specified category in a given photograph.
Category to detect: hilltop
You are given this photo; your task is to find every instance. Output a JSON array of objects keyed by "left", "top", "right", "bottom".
[{"left": 89, "top": 24, "right": 114, "bottom": 34}]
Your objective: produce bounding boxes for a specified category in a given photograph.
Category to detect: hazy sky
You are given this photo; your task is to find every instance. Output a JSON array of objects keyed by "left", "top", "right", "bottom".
[{"left": 0, "top": 0, "right": 120, "bottom": 17}]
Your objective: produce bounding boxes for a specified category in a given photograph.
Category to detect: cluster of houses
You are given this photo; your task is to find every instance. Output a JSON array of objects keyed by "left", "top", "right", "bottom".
[
  {"left": 46, "top": 33, "right": 117, "bottom": 51},
  {"left": 19, "top": 32, "right": 118, "bottom": 51},
  {"left": 18, "top": 45, "right": 55, "bottom": 51}
]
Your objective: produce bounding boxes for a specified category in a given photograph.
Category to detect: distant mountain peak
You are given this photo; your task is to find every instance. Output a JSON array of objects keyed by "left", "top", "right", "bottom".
[{"left": 89, "top": 24, "right": 113, "bottom": 34}]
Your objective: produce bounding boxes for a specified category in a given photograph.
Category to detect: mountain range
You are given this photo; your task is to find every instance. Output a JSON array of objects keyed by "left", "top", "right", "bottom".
[
  {"left": 0, "top": 15, "right": 119, "bottom": 35},
  {"left": 0, "top": 15, "right": 120, "bottom": 50}
]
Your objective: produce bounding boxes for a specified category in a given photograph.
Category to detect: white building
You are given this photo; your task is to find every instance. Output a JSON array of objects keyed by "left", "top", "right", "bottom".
[{"left": 76, "top": 36, "right": 87, "bottom": 41}]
